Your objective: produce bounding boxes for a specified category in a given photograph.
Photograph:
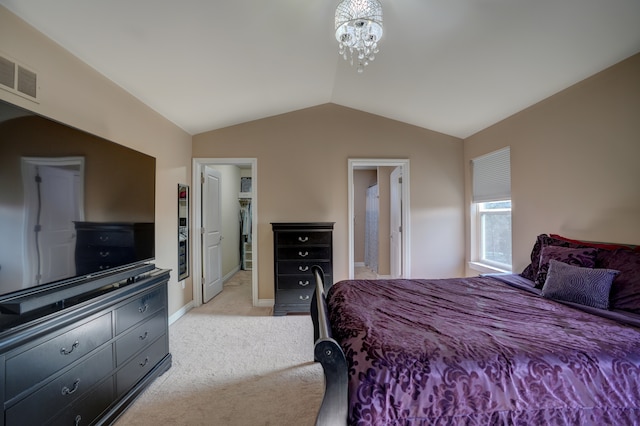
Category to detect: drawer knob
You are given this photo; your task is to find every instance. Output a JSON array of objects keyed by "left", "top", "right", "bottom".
[
  {"left": 298, "top": 280, "right": 310, "bottom": 287},
  {"left": 99, "top": 235, "right": 110, "bottom": 242},
  {"left": 298, "top": 251, "right": 309, "bottom": 258},
  {"left": 139, "top": 331, "right": 149, "bottom": 340},
  {"left": 99, "top": 250, "right": 110, "bottom": 258},
  {"left": 299, "top": 295, "right": 310, "bottom": 301},
  {"left": 140, "top": 357, "right": 150, "bottom": 367},
  {"left": 139, "top": 304, "right": 148, "bottom": 313},
  {"left": 60, "top": 340, "right": 80, "bottom": 356},
  {"left": 75, "top": 415, "right": 82, "bottom": 426},
  {"left": 298, "top": 236, "right": 309, "bottom": 242},
  {"left": 62, "top": 378, "right": 81, "bottom": 395},
  {"left": 298, "top": 266, "right": 309, "bottom": 272}
]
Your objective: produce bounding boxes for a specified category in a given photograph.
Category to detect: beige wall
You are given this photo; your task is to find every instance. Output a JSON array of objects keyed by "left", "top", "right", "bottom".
[
  {"left": 464, "top": 53, "right": 640, "bottom": 275},
  {"left": 194, "top": 104, "right": 465, "bottom": 300},
  {"left": 0, "top": 7, "right": 194, "bottom": 317}
]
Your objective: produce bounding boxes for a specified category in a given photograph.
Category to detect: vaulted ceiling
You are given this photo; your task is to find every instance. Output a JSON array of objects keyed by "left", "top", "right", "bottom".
[{"left": 2, "top": 0, "right": 639, "bottom": 138}]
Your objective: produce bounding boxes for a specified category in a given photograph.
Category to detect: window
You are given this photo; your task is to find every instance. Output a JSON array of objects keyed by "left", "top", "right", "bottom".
[
  {"left": 471, "top": 147, "right": 512, "bottom": 271},
  {"left": 478, "top": 201, "right": 512, "bottom": 269}
]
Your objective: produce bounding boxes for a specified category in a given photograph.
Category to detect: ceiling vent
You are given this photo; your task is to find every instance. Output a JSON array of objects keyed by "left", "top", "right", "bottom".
[{"left": 0, "top": 54, "right": 38, "bottom": 101}]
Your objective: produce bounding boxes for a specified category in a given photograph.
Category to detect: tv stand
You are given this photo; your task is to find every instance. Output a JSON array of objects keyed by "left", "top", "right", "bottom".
[{"left": 0, "top": 268, "right": 171, "bottom": 425}]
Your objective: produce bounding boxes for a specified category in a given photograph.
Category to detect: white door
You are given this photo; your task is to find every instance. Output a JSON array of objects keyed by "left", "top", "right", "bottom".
[
  {"left": 390, "top": 167, "right": 402, "bottom": 278},
  {"left": 22, "top": 159, "right": 84, "bottom": 286},
  {"left": 202, "top": 167, "right": 223, "bottom": 302}
]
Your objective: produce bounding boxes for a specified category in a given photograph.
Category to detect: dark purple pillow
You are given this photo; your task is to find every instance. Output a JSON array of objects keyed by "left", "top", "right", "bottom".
[
  {"left": 541, "top": 260, "right": 620, "bottom": 309},
  {"left": 535, "top": 245, "right": 598, "bottom": 287},
  {"left": 603, "top": 249, "right": 640, "bottom": 313},
  {"left": 521, "top": 234, "right": 594, "bottom": 282}
]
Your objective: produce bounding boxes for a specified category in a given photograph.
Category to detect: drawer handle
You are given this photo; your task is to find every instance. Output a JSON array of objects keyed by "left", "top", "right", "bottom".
[
  {"left": 299, "top": 295, "right": 310, "bottom": 301},
  {"left": 60, "top": 340, "right": 80, "bottom": 356},
  {"left": 75, "top": 415, "right": 82, "bottom": 426},
  {"left": 99, "top": 250, "right": 110, "bottom": 257},
  {"left": 298, "top": 280, "right": 310, "bottom": 287},
  {"left": 298, "top": 266, "right": 309, "bottom": 272},
  {"left": 62, "top": 379, "right": 80, "bottom": 395},
  {"left": 99, "top": 235, "right": 110, "bottom": 242},
  {"left": 139, "top": 304, "right": 148, "bottom": 313},
  {"left": 298, "top": 236, "right": 309, "bottom": 242},
  {"left": 140, "top": 357, "right": 150, "bottom": 367},
  {"left": 298, "top": 251, "right": 309, "bottom": 258},
  {"left": 139, "top": 331, "right": 149, "bottom": 340}
]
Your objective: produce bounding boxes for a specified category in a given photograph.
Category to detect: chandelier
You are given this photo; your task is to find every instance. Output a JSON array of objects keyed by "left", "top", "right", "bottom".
[{"left": 335, "top": 0, "right": 383, "bottom": 73}]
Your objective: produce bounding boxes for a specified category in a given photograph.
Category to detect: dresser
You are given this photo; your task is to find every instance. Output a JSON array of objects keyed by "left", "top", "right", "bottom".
[
  {"left": 272, "top": 222, "right": 334, "bottom": 316},
  {"left": 0, "top": 268, "right": 171, "bottom": 425},
  {"left": 74, "top": 222, "right": 154, "bottom": 275}
]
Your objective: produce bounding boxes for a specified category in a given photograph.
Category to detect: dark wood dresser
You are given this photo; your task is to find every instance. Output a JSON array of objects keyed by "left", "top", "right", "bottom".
[
  {"left": 74, "top": 222, "right": 154, "bottom": 275},
  {"left": 0, "top": 267, "right": 171, "bottom": 425},
  {"left": 272, "top": 222, "right": 334, "bottom": 316}
]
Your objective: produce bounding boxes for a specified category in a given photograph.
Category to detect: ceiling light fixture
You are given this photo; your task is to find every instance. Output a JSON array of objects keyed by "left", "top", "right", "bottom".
[{"left": 335, "top": 0, "right": 383, "bottom": 73}]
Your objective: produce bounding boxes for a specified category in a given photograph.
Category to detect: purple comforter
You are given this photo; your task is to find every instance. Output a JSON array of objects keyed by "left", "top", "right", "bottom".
[{"left": 327, "top": 276, "right": 640, "bottom": 425}]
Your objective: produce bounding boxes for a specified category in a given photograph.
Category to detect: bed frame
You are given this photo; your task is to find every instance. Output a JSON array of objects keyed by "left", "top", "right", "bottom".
[{"left": 310, "top": 265, "right": 348, "bottom": 426}]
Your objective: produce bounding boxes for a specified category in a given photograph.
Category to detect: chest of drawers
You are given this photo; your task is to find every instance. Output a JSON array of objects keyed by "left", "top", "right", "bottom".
[
  {"left": 272, "top": 222, "right": 334, "bottom": 315},
  {"left": 0, "top": 268, "right": 171, "bottom": 426}
]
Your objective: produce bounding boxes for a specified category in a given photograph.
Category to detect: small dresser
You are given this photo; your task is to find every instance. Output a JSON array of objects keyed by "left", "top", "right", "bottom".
[{"left": 272, "top": 222, "right": 334, "bottom": 316}]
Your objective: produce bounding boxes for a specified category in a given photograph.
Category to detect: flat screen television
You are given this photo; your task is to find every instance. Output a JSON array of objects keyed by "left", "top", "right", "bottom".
[{"left": 0, "top": 98, "right": 156, "bottom": 320}]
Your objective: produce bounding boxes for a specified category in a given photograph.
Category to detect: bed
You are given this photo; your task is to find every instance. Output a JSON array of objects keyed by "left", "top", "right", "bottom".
[{"left": 310, "top": 234, "right": 640, "bottom": 425}]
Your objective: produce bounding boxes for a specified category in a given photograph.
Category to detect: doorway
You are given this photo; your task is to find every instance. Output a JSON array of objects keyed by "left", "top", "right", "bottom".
[
  {"left": 348, "top": 159, "right": 410, "bottom": 279},
  {"left": 193, "top": 158, "right": 258, "bottom": 307}
]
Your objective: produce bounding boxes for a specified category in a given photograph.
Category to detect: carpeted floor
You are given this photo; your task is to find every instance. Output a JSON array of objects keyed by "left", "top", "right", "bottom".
[{"left": 114, "top": 271, "right": 324, "bottom": 426}]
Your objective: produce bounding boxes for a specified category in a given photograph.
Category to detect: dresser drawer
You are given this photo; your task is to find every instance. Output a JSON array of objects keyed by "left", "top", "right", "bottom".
[
  {"left": 116, "top": 310, "right": 167, "bottom": 366},
  {"left": 6, "top": 346, "right": 113, "bottom": 426},
  {"left": 276, "top": 274, "right": 333, "bottom": 290},
  {"left": 116, "top": 335, "right": 168, "bottom": 396},
  {"left": 76, "top": 229, "right": 135, "bottom": 248},
  {"left": 275, "top": 288, "right": 314, "bottom": 305},
  {"left": 45, "top": 377, "right": 114, "bottom": 426},
  {"left": 6, "top": 313, "right": 112, "bottom": 399},
  {"left": 276, "top": 261, "right": 331, "bottom": 275},
  {"left": 276, "top": 246, "right": 331, "bottom": 261},
  {"left": 276, "top": 231, "right": 331, "bottom": 246},
  {"left": 115, "top": 287, "right": 166, "bottom": 334}
]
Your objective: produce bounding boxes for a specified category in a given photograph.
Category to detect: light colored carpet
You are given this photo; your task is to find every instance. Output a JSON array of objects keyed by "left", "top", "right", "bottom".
[{"left": 114, "top": 271, "right": 325, "bottom": 426}]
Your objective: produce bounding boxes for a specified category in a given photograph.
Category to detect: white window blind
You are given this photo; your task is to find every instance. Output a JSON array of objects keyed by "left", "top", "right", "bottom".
[{"left": 472, "top": 147, "right": 511, "bottom": 203}]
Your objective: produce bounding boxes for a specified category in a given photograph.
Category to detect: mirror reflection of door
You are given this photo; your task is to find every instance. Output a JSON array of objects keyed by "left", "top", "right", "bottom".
[
  {"left": 21, "top": 157, "right": 84, "bottom": 286},
  {"left": 178, "top": 184, "right": 189, "bottom": 281}
]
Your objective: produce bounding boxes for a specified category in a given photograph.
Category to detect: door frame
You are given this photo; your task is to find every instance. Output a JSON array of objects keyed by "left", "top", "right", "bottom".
[
  {"left": 192, "top": 158, "right": 258, "bottom": 307},
  {"left": 348, "top": 159, "right": 411, "bottom": 279}
]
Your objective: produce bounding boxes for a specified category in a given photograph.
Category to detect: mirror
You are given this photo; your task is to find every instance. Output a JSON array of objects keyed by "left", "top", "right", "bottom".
[{"left": 178, "top": 184, "right": 189, "bottom": 280}]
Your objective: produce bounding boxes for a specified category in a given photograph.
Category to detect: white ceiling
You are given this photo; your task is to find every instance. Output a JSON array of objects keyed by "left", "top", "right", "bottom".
[{"left": 2, "top": 0, "right": 639, "bottom": 138}]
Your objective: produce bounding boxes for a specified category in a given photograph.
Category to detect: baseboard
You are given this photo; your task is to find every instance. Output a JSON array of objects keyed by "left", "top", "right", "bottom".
[
  {"left": 223, "top": 265, "right": 241, "bottom": 283},
  {"left": 168, "top": 301, "right": 194, "bottom": 325},
  {"left": 354, "top": 262, "right": 365, "bottom": 267},
  {"left": 256, "top": 298, "right": 274, "bottom": 308}
]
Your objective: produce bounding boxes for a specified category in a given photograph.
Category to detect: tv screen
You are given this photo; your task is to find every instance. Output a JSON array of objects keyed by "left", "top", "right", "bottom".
[{"left": 0, "top": 98, "right": 156, "bottom": 312}]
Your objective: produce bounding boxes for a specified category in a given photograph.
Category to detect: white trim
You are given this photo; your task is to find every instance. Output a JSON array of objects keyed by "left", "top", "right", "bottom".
[
  {"left": 192, "top": 158, "right": 258, "bottom": 308},
  {"left": 468, "top": 261, "right": 511, "bottom": 275},
  {"left": 168, "top": 301, "right": 194, "bottom": 325},
  {"left": 256, "top": 298, "right": 274, "bottom": 308},
  {"left": 348, "top": 159, "right": 411, "bottom": 279}
]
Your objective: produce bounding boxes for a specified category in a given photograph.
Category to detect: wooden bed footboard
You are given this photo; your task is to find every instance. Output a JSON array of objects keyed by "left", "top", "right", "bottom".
[{"left": 310, "top": 265, "right": 348, "bottom": 426}]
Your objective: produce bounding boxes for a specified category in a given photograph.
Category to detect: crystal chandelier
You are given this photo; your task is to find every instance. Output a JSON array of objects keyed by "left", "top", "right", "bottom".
[{"left": 335, "top": 0, "right": 383, "bottom": 73}]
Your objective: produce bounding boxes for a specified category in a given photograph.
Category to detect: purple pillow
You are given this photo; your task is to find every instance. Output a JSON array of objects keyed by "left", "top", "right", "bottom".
[
  {"left": 603, "top": 249, "right": 640, "bottom": 313},
  {"left": 535, "top": 245, "right": 598, "bottom": 287},
  {"left": 521, "top": 234, "right": 593, "bottom": 282},
  {"left": 541, "top": 260, "right": 620, "bottom": 309}
]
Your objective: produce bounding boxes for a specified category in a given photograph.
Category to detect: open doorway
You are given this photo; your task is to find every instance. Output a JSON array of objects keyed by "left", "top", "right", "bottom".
[
  {"left": 192, "top": 158, "right": 258, "bottom": 307},
  {"left": 348, "top": 159, "right": 410, "bottom": 279}
]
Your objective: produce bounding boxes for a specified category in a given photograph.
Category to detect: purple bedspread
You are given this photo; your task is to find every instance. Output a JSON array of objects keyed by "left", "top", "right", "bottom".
[{"left": 327, "top": 276, "right": 640, "bottom": 425}]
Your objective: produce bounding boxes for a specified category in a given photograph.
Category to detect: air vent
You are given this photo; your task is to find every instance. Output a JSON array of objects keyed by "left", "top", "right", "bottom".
[{"left": 0, "top": 53, "right": 38, "bottom": 101}]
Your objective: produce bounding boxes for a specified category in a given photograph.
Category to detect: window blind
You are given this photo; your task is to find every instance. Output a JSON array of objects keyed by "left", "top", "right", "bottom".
[{"left": 472, "top": 147, "right": 511, "bottom": 203}]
